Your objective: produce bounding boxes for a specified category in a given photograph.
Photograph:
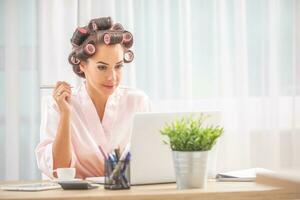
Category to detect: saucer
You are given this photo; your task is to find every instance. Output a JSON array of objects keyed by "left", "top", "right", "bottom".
[{"left": 51, "top": 178, "right": 82, "bottom": 183}]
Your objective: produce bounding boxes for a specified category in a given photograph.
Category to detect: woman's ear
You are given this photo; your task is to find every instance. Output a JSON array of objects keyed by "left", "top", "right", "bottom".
[{"left": 79, "top": 61, "right": 87, "bottom": 73}]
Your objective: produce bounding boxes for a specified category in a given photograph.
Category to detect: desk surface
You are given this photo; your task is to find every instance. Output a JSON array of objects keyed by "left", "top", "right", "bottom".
[{"left": 0, "top": 180, "right": 299, "bottom": 200}]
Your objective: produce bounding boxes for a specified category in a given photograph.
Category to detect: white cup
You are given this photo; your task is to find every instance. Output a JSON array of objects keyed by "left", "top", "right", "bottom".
[{"left": 55, "top": 168, "right": 76, "bottom": 180}]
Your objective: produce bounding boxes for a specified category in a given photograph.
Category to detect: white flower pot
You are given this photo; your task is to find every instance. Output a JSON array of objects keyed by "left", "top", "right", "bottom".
[{"left": 172, "top": 151, "right": 209, "bottom": 189}]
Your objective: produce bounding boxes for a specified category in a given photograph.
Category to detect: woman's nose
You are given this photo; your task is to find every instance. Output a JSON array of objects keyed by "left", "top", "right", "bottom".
[{"left": 106, "top": 69, "right": 116, "bottom": 81}]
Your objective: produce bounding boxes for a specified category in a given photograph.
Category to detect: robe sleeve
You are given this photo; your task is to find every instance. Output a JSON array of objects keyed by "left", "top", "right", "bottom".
[{"left": 35, "top": 96, "right": 77, "bottom": 179}]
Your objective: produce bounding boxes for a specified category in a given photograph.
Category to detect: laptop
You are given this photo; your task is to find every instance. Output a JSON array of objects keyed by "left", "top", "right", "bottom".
[{"left": 86, "top": 111, "right": 221, "bottom": 185}]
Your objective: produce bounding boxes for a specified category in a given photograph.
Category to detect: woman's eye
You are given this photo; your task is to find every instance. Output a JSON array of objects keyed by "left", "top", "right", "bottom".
[
  {"left": 97, "top": 65, "right": 107, "bottom": 70},
  {"left": 115, "top": 64, "right": 124, "bottom": 69}
]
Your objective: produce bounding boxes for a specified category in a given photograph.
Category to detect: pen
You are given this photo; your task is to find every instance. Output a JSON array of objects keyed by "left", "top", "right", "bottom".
[
  {"left": 40, "top": 85, "right": 74, "bottom": 89},
  {"left": 109, "top": 151, "right": 131, "bottom": 180},
  {"left": 119, "top": 144, "right": 130, "bottom": 161},
  {"left": 98, "top": 146, "right": 108, "bottom": 160},
  {"left": 106, "top": 145, "right": 131, "bottom": 189},
  {"left": 108, "top": 154, "right": 116, "bottom": 162},
  {"left": 115, "top": 147, "right": 121, "bottom": 161}
]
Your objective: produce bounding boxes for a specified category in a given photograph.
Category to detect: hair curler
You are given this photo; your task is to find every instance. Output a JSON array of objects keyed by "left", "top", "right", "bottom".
[
  {"left": 123, "top": 50, "right": 134, "bottom": 63},
  {"left": 122, "top": 31, "right": 133, "bottom": 48},
  {"left": 103, "top": 31, "right": 123, "bottom": 45},
  {"left": 88, "top": 17, "right": 112, "bottom": 31},
  {"left": 71, "top": 27, "right": 89, "bottom": 46},
  {"left": 111, "top": 23, "right": 124, "bottom": 31},
  {"left": 68, "top": 53, "right": 80, "bottom": 65},
  {"left": 76, "top": 43, "right": 96, "bottom": 60},
  {"left": 83, "top": 43, "right": 96, "bottom": 55}
]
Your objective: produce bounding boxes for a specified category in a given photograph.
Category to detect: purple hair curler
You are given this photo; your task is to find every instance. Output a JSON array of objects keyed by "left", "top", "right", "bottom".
[
  {"left": 123, "top": 50, "right": 134, "bottom": 63},
  {"left": 88, "top": 17, "right": 112, "bottom": 31}
]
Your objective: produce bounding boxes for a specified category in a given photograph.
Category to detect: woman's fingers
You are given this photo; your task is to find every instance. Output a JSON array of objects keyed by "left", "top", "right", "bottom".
[
  {"left": 55, "top": 89, "right": 71, "bottom": 100},
  {"left": 52, "top": 81, "right": 72, "bottom": 114},
  {"left": 56, "top": 91, "right": 71, "bottom": 101},
  {"left": 53, "top": 82, "right": 62, "bottom": 96},
  {"left": 56, "top": 85, "right": 71, "bottom": 96},
  {"left": 54, "top": 82, "right": 71, "bottom": 94},
  {"left": 54, "top": 81, "right": 71, "bottom": 90},
  {"left": 52, "top": 81, "right": 72, "bottom": 101}
]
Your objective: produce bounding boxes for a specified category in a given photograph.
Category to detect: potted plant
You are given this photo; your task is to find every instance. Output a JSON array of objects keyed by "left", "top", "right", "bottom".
[{"left": 160, "top": 114, "right": 223, "bottom": 189}]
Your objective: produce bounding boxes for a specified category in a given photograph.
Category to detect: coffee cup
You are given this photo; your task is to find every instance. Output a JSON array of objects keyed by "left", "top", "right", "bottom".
[{"left": 55, "top": 168, "right": 76, "bottom": 180}]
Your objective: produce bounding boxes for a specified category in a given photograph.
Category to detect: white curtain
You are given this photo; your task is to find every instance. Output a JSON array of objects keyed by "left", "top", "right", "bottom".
[
  {"left": 1, "top": 0, "right": 299, "bottom": 180},
  {"left": 1, "top": 0, "right": 40, "bottom": 180}
]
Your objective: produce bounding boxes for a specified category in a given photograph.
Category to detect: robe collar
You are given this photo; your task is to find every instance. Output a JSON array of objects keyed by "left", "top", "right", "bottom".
[{"left": 77, "top": 81, "right": 122, "bottom": 153}]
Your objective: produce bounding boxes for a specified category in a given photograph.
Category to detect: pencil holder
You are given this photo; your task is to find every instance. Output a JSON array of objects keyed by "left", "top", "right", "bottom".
[{"left": 104, "top": 159, "right": 130, "bottom": 190}]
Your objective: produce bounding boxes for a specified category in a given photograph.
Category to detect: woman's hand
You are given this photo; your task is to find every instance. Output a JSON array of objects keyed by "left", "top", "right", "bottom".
[{"left": 52, "top": 81, "right": 72, "bottom": 115}]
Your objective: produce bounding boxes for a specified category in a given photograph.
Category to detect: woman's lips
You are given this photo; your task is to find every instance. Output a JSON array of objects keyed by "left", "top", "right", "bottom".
[{"left": 102, "top": 84, "right": 115, "bottom": 90}]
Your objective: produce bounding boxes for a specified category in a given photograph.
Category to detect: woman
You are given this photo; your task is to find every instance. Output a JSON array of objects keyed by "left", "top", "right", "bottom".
[{"left": 35, "top": 17, "right": 151, "bottom": 179}]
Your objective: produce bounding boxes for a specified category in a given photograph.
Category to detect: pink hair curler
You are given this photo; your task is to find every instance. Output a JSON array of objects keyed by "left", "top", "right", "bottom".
[
  {"left": 124, "top": 50, "right": 134, "bottom": 63},
  {"left": 103, "top": 31, "right": 123, "bottom": 45},
  {"left": 68, "top": 53, "right": 80, "bottom": 65},
  {"left": 111, "top": 23, "right": 124, "bottom": 31},
  {"left": 78, "top": 27, "right": 88, "bottom": 34},
  {"left": 122, "top": 31, "right": 132, "bottom": 43},
  {"left": 91, "top": 21, "right": 98, "bottom": 31},
  {"left": 83, "top": 43, "right": 96, "bottom": 55},
  {"left": 103, "top": 33, "right": 111, "bottom": 45},
  {"left": 88, "top": 17, "right": 112, "bottom": 31},
  {"left": 122, "top": 31, "right": 133, "bottom": 48},
  {"left": 71, "top": 27, "right": 89, "bottom": 47}
]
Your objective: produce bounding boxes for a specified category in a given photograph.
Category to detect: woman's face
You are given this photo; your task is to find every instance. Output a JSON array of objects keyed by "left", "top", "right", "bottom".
[{"left": 80, "top": 43, "right": 124, "bottom": 97}]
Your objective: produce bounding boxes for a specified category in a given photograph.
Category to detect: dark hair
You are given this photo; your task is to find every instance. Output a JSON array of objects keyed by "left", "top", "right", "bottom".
[{"left": 68, "top": 17, "right": 134, "bottom": 78}]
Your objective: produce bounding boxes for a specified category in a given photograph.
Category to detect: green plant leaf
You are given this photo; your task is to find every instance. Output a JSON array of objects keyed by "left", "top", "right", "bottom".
[{"left": 159, "top": 114, "right": 224, "bottom": 151}]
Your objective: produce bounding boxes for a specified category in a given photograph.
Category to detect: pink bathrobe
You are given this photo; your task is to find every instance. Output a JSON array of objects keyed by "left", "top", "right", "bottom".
[{"left": 35, "top": 82, "right": 151, "bottom": 179}]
